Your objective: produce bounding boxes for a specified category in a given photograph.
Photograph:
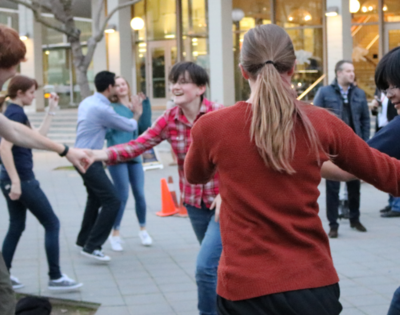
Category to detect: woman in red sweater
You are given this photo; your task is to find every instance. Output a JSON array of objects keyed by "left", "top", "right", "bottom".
[{"left": 184, "top": 24, "right": 400, "bottom": 315}]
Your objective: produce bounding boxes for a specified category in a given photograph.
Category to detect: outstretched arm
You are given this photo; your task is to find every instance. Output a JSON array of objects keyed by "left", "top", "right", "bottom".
[
  {"left": 321, "top": 161, "right": 356, "bottom": 181},
  {"left": 35, "top": 93, "right": 58, "bottom": 136},
  {"left": 89, "top": 112, "right": 169, "bottom": 164},
  {"left": 0, "top": 115, "right": 89, "bottom": 173}
]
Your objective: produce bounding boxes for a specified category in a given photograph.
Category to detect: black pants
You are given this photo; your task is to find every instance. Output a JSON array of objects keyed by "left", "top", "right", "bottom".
[
  {"left": 76, "top": 162, "right": 121, "bottom": 252},
  {"left": 326, "top": 179, "right": 360, "bottom": 228},
  {"left": 217, "top": 284, "right": 342, "bottom": 315}
]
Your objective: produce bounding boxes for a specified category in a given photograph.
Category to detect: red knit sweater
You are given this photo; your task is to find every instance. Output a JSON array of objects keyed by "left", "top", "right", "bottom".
[{"left": 185, "top": 101, "right": 400, "bottom": 301}]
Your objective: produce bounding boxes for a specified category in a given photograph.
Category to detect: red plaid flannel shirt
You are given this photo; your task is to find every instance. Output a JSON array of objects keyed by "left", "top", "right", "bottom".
[{"left": 106, "top": 98, "right": 223, "bottom": 208}]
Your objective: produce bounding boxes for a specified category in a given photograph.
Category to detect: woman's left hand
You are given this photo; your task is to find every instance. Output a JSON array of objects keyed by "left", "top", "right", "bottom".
[{"left": 210, "top": 194, "right": 222, "bottom": 222}]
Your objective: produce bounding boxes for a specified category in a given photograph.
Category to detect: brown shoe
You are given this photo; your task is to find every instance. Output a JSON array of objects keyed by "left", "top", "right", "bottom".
[
  {"left": 350, "top": 221, "right": 367, "bottom": 232},
  {"left": 328, "top": 227, "right": 338, "bottom": 238}
]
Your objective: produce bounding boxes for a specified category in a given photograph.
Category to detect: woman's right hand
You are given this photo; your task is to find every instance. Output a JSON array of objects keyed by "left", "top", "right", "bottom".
[
  {"left": 48, "top": 93, "right": 59, "bottom": 112},
  {"left": 9, "top": 181, "right": 21, "bottom": 200}
]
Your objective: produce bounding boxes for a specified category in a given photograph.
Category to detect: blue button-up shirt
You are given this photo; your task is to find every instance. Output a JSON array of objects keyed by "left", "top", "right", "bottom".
[{"left": 75, "top": 92, "right": 137, "bottom": 149}]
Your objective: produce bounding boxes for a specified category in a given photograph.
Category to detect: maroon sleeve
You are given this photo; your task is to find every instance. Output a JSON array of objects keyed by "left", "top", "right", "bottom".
[{"left": 184, "top": 119, "right": 216, "bottom": 184}]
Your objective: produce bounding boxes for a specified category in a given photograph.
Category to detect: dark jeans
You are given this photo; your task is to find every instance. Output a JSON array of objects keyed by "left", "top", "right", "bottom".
[
  {"left": 326, "top": 179, "right": 361, "bottom": 228},
  {"left": 186, "top": 202, "right": 223, "bottom": 315},
  {"left": 108, "top": 162, "right": 147, "bottom": 229},
  {"left": 0, "top": 252, "right": 15, "bottom": 315},
  {"left": 388, "top": 286, "right": 400, "bottom": 315},
  {"left": 76, "top": 162, "right": 120, "bottom": 252},
  {"left": 1, "top": 179, "right": 62, "bottom": 280},
  {"left": 217, "top": 284, "right": 342, "bottom": 315}
]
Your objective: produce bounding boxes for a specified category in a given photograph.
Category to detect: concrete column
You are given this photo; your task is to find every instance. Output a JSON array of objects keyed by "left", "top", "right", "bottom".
[
  {"left": 91, "top": 0, "right": 108, "bottom": 75},
  {"left": 326, "top": 0, "right": 353, "bottom": 83},
  {"left": 207, "top": 0, "right": 235, "bottom": 106},
  {"left": 18, "top": 5, "right": 45, "bottom": 112},
  {"left": 106, "top": 0, "right": 135, "bottom": 92}
]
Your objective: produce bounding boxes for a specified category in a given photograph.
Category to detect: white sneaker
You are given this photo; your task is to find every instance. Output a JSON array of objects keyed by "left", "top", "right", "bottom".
[
  {"left": 48, "top": 274, "right": 83, "bottom": 291},
  {"left": 109, "top": 235, "right": 123, "bottom": 251},
  {"left": 80, "top": 249, "right": 111, "bottom": 262},
  {"left": 139, "top": 230, "right": 153, "bottom": 246},
  {"left": 10, "top": 275, "right": 24, "bottom": 290}
]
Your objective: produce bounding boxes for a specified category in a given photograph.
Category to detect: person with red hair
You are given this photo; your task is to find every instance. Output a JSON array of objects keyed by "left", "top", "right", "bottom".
[{"left": 0, "top": 24, "right": 89, "bottom": 315}]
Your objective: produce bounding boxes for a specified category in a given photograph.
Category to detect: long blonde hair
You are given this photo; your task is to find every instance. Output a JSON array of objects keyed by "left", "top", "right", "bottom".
[
  {"left": 110, "top": 76, "right": 132, "bottom": 103},
  {"left": 241, "top": 24, "right": 321, "bottom": 174}
]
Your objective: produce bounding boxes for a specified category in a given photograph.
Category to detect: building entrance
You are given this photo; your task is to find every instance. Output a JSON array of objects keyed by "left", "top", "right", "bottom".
[{"left": 146, "top": 40, "right": 177, "bottom": 108}]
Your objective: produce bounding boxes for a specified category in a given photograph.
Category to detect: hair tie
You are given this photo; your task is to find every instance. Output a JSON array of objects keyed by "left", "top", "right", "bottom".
[{"left": 265, "top": 60, "right": 275, "bottom": 66}]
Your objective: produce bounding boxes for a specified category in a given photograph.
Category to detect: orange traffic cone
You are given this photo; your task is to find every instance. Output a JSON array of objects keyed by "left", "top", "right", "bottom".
[
  {"left": 156, "top": 178, "right": 179, "bottom": 217},
  {"left": 175, "top": 198, "right": 188, "bottom": 218}
]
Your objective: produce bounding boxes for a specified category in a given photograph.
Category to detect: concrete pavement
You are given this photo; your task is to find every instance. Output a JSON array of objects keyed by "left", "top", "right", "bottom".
[{"left": 0, "top": 150, "right": 399, "bottom": 315}]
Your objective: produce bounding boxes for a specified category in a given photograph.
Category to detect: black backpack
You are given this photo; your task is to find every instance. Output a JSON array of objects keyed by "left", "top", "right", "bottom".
[{"left": 15, "top": 296, "right": 52, "bottom": 315}]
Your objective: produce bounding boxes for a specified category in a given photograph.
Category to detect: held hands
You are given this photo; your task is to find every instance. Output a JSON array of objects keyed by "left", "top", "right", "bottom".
[
  {"left": 210, "top": 194, "right": 222, "bottom": 222},
  {"left": 9, "top": 181, "right": 21, "bottom": 200},
  {"left": 65, "top": 148, "right": 95, "bottom": 173},
  {"left": 48, "top": 93, "right": 60, "bottom": 112}
]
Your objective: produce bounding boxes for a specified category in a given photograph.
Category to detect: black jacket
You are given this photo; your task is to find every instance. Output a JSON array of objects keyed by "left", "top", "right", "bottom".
[{"left": 314, "top": 80, "right": 370, "bottom": 141}]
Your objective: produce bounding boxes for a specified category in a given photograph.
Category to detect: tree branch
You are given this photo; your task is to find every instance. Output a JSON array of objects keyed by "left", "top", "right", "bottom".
[
  {"left": 94, "top": 0, "right": 105, "bottom": 34},
  {"left": 95, "top": 0, "right": 141, "bottom": 42},
  {"left": 9, "top": 0, "right": 78, "bottom": 39}
]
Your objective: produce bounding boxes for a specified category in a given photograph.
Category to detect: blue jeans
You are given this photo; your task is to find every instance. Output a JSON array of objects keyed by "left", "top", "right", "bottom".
[
  {"left": 1, "top": 179, "right": 62, "bottom": 280},
  {"left": 185, "top": 202, "right": 222, "bottom": 315},
  {"left": 108, "top": 162, "right": 147, "bottom": 229},
  {"left": 389, "top": 195, "right": 400, "bottom": 212},
  {"left": 388, "top": 286, "right": 400, "bottom": 315}
]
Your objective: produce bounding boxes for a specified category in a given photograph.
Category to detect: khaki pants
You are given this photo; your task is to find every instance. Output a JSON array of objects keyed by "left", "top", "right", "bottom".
[{"left": 0, "top": 252, "right": 15, "bottom": 315}]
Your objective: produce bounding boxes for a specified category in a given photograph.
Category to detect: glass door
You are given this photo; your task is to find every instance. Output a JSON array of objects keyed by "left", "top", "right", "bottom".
[
  {"left": 147, "top": 40, "right": 177, "bottom": 108},
  {"left": 384, "top": 23, "right": 400, "bottom": 53}
]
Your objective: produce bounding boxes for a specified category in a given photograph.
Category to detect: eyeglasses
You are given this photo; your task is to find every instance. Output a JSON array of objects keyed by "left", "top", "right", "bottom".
[{"left": 382, "top": 86, "right": 399, "bottom": 96}]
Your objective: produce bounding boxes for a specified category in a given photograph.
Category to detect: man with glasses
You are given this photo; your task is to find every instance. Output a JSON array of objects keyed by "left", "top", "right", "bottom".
[
  {"left": 314, "top": 60, "right": 370, "bottom": 238},
  {"left": 74, "top": 71, "right": 141, "bottom": 262}
]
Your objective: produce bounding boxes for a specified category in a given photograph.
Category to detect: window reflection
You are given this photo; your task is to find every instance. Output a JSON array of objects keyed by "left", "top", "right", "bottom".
[
  {"left": 351, "top": 0, "right": 379, "bottom": 23},
  {"left": 384, "top": 0, "right": 400, "bottom": 22},
  {"left": 276, "top": 0, "right": 323, "bottom": 27}
]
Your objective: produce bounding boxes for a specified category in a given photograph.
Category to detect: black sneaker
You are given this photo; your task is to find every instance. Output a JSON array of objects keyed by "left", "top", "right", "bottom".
[
  {"left": 80, "top": 249, "right": 111, "bottom": 262},
  {"left": 380, "top": 205, "right": 392, "bottom": 213},
  {"left": 381, "top": 210, "right": 400, "bottom": 218},
  {"left": 48, "top": 274, "right": 83, "bottom": 291},
  {"left": 328, "top": 227, "right": 338, "bottom": 238},
  {"left": 10, "top": 275, "right": 24, "bottom": 290},
  {"left": 350, "top": 221, "right": 367, "bottom": 232}
]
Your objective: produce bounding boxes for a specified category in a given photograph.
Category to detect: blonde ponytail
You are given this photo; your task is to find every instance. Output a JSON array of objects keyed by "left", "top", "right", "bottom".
[{"left": 242, "top": 24, "right": 321, "bottom": 174}]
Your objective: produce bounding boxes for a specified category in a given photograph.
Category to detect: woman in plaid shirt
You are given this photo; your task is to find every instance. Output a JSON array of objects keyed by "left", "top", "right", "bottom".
[{"left": 88, "top": 62, "right": 224, "bottom": 315}]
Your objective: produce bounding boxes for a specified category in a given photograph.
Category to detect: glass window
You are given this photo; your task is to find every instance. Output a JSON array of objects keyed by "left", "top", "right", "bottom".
[
  {"left": 43, "top": 49, "right": 71, "bottom": 107},
  {"left": 384, "top": 0, "right": 400, "bottom": 22},
  {"left": 136, "top": 42, "right": 147, "bottom": 94},
  {"left": 75, "top": 20, "right": 92, "bottom": 43},
  {"left": 133, "top": 0, "right": 146, "bottom": 41},
  {"left": 351, "top": 0, "right": 379, "bottom": 23},
  {"left": 287, "top": 28, "right": 324, "bottom": 100},
  {"left": 0, "top": 11, "right": 19, "bottom": 30},
  {"left": 276, "top": 0, "right": 323, "bottom": 27},
  {"left": 182, "top": 0, "right": 207, "bottom": 37},
  {"left": 388, "top": 29, "right": 400, "bottom": 51},
  {"left": 41, "top": 17, "right": 65, "bottom": 45},
  {"left": 352, "top": 24, "right": 379, "bottom": 99},
  {"left": 146, "top": 0, "right": 176, "bottom": 40}
]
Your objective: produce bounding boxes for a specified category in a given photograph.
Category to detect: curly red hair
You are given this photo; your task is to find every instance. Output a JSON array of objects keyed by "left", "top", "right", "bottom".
[{"left": 0, "top": 24, "right": 26, "bottom": 69}]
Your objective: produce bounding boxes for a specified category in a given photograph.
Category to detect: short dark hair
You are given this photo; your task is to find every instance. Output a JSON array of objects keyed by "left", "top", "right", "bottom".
[
  {"left": 0, "top": 24, "right": 26, "bottom": 69},
  {"left": 168, "top": 62, "right": 209, "bottom": 87},
  {"left": 335, "top": 60, "right": 353, "bottom": 76},
  {"left": 375, "top": 46, "right": 400, "bottom": 91},
  {"left": 94, "top": 71, "right": 116, "bottom": 92}
]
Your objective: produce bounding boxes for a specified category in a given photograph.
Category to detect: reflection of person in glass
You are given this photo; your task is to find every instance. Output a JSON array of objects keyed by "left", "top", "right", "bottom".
[
  {"left": 86, "top": 62, "right": 224, "bottom": 315},
  {"left": 0, "top": 76, "right": 83, "bottom": 292},
  {"left": 184, "top": 24, "right": 400, "bottom": 315},
  {"left": 106, "top": 77, "right": 153, "bottom": 250}
]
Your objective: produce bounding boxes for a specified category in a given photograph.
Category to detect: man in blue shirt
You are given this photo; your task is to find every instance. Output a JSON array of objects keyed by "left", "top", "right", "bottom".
[
  {"left": 75, "top": 71, "right": 141, "bottom": 262},
  {"left": 314, "top": 60, "right": 370, "bottom": 238}
]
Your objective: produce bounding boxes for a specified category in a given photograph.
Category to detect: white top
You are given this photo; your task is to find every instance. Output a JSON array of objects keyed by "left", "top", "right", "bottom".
[{"left": 378, "top": 92, "right": 389, "bottom": 128}]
